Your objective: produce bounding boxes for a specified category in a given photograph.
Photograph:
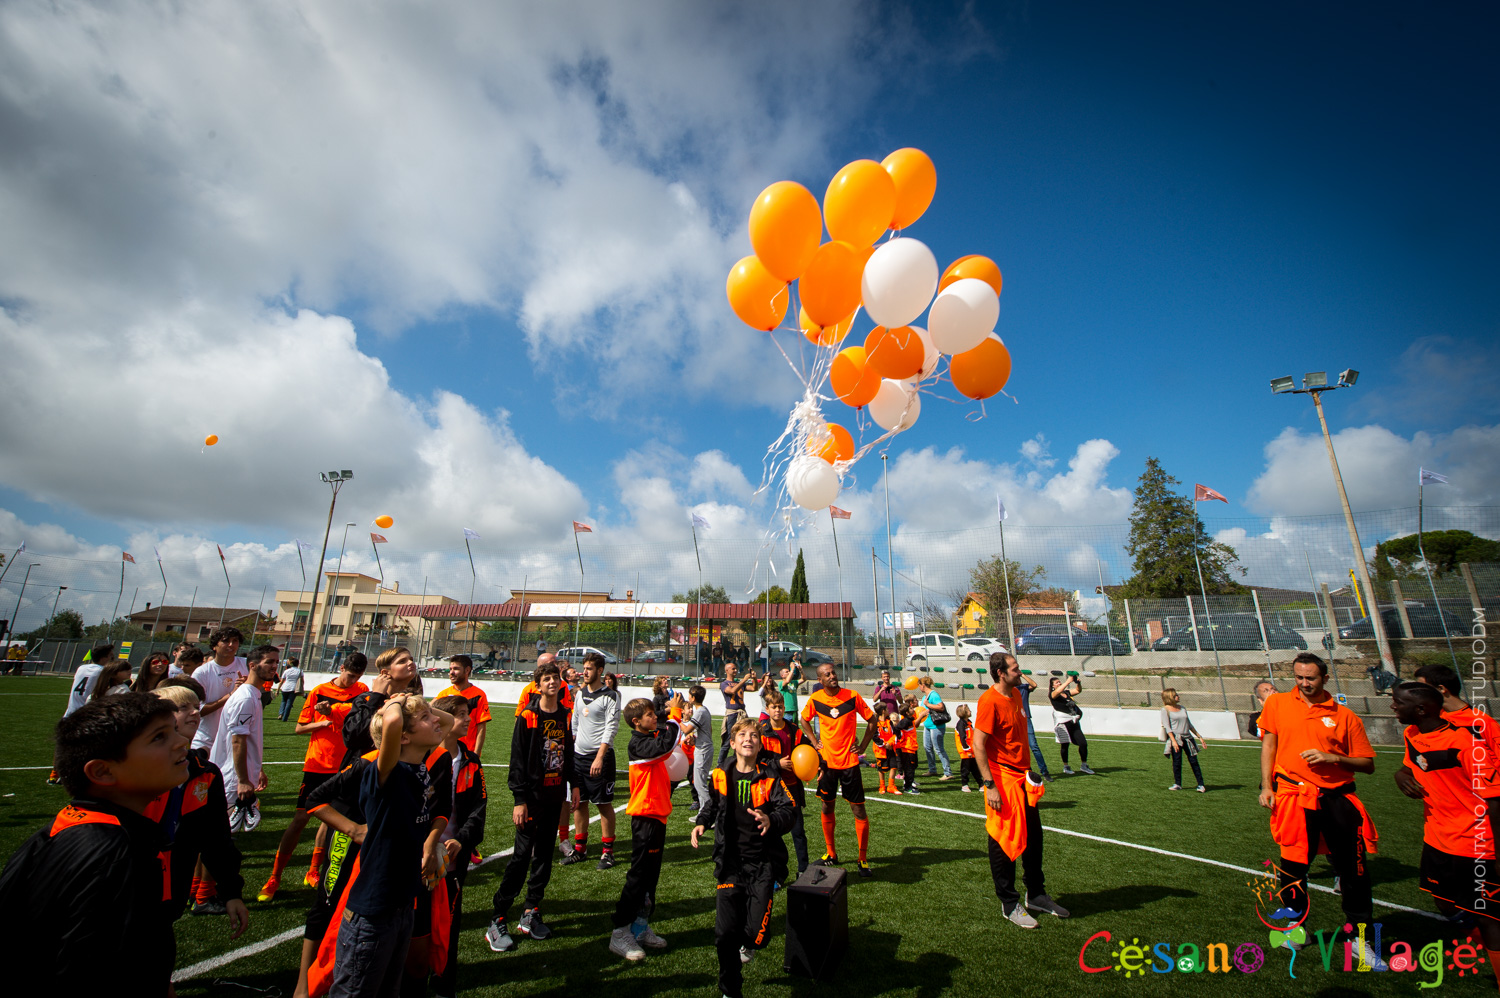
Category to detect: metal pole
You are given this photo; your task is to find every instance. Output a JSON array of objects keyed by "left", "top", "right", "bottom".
[
  {"left": 1251, "top": 590, "right": 1274, "bottom": 682},
  {"left": 998, "top": 519, "right": 1016, "bottom": 649},
  {"left": 1310, "top": 391, "right": 1395, "bottom": 673},
  {"left": 365, "top": 534, "right": 384, "bottom": 655},
  {"left": 830, "top": 509, "right": 847, "bottom": 679},
  {"left": 1064, "top": 599, "right": 1076, "bottom": 656},
  {"left": 1097, "top": 560, "right": 1121, "bottom": 707},
  {"left": 11, "top": 564, "right": 36, "bottom": 642},
  {"left": 1417, "top": 481, "right": 1459, "bottom": 668},
  {"left": 319, "top": 523, "right": 355, "bottom": 664},
  {"left": 573, "top": 529, "right": 584, "bottom": 651},
  {"left": 1186, "top": 596, "right": 1200, "bottom": 651},
  {"left": 463, "top": 536, "right": 478, "bottom": 656},
  {"left": 0, "top": 544, "right": 23, "bottom": 591},
  {"left": 415, "top": 575, "right": 429, "bottom": 665},
  {"left": 184, "top": 586, "right": 198, "bottom": 645},
  {"left": 513, "top": 575, "right": 527, "bottom": 669},
  {"left": 881, "top": 454, "right": 898, "bottom": 667},
  {"left": 217, "top": 548, "right": 232, "bottom": 627},
  {"left": 871, "top": 547, "right": 882, "bottom": 668},
  {"left": 299, "top": 479, "right": 342, "bottom": 672},
  {"left": 629, "top": 572, "right": 640, "bottom": 664},
  {"left": 47, "top": 586, "right": 67, "bottom": 669},
  {"left": 1191, "top": 499, "right": 1227, "bottom": 708},
  {"left": 151, "top": 554, "right": 168, "bottom": 638},
  {"left": 109, "top": 559, "right": 125, "bottom": 641}
]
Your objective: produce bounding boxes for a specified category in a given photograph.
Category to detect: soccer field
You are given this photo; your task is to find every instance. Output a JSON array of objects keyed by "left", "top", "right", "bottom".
[{"left": 0, "top": 676, "right": 1481, "bottom": 996}]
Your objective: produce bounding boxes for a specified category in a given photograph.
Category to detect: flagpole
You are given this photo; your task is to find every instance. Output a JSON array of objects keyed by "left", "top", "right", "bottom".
[
  {"left": 573, "top": 527, "right": 585, "bottom": 650},
  {"left": 217, "top": 547, "right": 232, "bottom": 627},
  {"left": 1191, "top": 496, "right": 1228, "bottom": 710},
  {"left": 464, "top": 535, "right": 477, "bottom": 655},
  {"left": 881, "top": 454, "right": 898, "bottom": 666},
  {"left": 293, "top": 542, "right": 309, "bottom": 657},
  {"left": 0, "top": 543, "right": 24, "bottom": 589},
  {"left": 871, "top": 547, "right": 881, "bottom": 668},
  {"left": 629, "top": 571, "right": 641, "bottom": 664},
  {"left": 416, "top": 575, "right": 429, "bottom": 665},
  {"left": 830, "top": 508, "right": 847, "bottom": 679},
  {"left": 253, "top": 585, "right": 267, "bottom": 643},
  {"left": 110, "top": 558, "right": 126, "bottom": 642},
  {"left": 512, "top": 574, "right": 527, "bottom": 669},
  {"left": 1417, "top": 473, "right": 1458, "bottom": 668},
  {"left": 150, "top": 552, "right": 168, "bottom": 640},
  {"left": 184, "top": 586, "right": 197, "bottom": 646},
  {"left": 998, "top": 504, "right": 1015, "bottom": 648},
  {"left": 366, "top": 533, "right": 384, "bottom": 655}
]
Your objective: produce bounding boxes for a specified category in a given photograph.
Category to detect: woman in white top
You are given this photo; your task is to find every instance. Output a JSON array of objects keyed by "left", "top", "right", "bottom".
[{"left": 1160, "top": 688, "right": 1207, "bottom": 792}]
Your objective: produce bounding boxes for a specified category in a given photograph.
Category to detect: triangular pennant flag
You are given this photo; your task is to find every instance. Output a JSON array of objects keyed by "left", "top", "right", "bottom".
[
  {"left": 462, "top": 527, "right": 480, "bottom": 541},
  {"left": 573, "top": 521, "right": 593, "bottom": 533},
  {"left": 1194, "top": 484, "right": 1228, "bottom": 503},
  {"left": 691, "top": 513, "right": 711, "bottom": 530},
  {"left": 371, "top": 533, "right": 388, "bottom": 544},
  {"left": 122, "top": 551, "right": 136, "bottom": 564},
  {"left": 1420, "top": 468, "right": 1448, "bottom": 485},
  {"left": 829, "top": 506, "right": 851, "bottom": 520},
  {"left": 216, "top": 544, "right": 226, "bottom": 561}
]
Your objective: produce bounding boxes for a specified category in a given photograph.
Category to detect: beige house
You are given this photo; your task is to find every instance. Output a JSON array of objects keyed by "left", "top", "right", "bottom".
[{"left": 271, "top": 573, "right": 457, "bottom": 654}]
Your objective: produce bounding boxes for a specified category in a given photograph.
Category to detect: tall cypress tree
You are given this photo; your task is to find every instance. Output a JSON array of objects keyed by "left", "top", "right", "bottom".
[
  {"left": 790, "top": 549, "right": 810, "bottom": 643},
  {"left": 1119, "top": 457, "right": 1245, "bottom": 598}
]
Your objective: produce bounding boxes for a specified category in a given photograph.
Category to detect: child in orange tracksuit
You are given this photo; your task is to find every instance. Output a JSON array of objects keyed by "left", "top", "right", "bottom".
[
  {"left": 608, "top": 694, "right": 696, "bottom": 963},
  {"left": 894, "top": 697, "right": 922, "bottom": 794},
  {"left": 873, "top": 704, "right": 899, "bottom": 794},
  {"left": 955, "top": 703, "right": 981, "bottom": 792}
]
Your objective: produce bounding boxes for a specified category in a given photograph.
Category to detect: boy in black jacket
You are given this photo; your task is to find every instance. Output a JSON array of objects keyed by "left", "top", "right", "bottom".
[
  {"left": 429, "top": 694, "right": 488, "bottom": 998},
  {"left": 487, "top": 659, "right": 572, "bottom": 952},
  {"left": 0, "top": 693, "right": 190, "bottom": 997},
  {"left": 692, "top": 717, "right": 796, "bottom": 998}
]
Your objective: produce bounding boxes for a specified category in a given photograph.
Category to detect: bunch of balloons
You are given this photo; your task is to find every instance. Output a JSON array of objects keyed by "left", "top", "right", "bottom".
[{"left": 726, "top": 150, "right": 1012, "bottom": 511}]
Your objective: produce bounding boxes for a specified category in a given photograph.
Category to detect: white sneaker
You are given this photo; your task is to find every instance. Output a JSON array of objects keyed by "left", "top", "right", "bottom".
[
  {"left": 1358, "top": 939, "right": 1387, "bottom": 970},
  {"left": 1003, "top": 901, "right": 1038, "bottom": 929},
  {"left": 1167, "top": 784, "right": 1181, "bottom": 791},
  {"left": 243, "top": 800, "right": 262, "bottom": 832},
  {"left": 1061, "top": 766, "right": 1074, "bottom": 775},
  {"left": 636, "top": 925, "right": 668, "bottom": 949},
  {"left": 960, "top": 785, "right": 972, "bottom": 793},
  {"left": 740, "top": 945, "right": 756, "bottom": 965},
  {"left": 1195, "top": 785, "right": 1206, "bottom": 793},
  {"left": 609, "top": 926, "right": 645, "bottom": 962}
]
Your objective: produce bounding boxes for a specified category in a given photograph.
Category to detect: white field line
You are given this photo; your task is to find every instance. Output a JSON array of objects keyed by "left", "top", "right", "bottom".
[
  {"left": 866, "top": 795, "right": 1441, "bottom": 919},
  {"left": 172, "top": 812, "right": 600, "bottom": 981}
]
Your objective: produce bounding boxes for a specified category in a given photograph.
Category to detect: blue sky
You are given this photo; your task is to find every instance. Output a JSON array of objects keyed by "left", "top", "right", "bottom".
[{"left": 0, "top": 0, "right": 1495, "bottom": 623}]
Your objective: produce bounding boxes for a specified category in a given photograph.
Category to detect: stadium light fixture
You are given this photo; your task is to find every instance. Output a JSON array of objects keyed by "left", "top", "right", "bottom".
[
  {"left": 1270, "top": 376, "right": 1296, "bottom": 394},
  {"left": 301, "top": 468, "right": 354, "bottom": 670},
  {"left": 1302, "top": 371, "right": 1327, "bottom": 389},
  {"left": 1338, "top": 369, "right": 1359, "bottom": 387}
]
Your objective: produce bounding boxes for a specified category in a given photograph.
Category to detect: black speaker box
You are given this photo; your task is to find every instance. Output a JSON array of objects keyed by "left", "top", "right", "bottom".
[{"left": 783, "top": 864, "right": 848, "bottom": 979}]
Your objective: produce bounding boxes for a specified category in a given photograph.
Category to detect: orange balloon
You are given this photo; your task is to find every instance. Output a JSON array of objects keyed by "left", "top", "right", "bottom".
[
  {"left": 808, "top": 422, "right": 855, "bottom": 464},
  {"left": 375, "top": 515, "right": 394, "bottom": 529},
  {"left": 800, "top": 307, "right": 855, "bottom": 346},
  {"left": 791, "top": 743, "right": 820, "bottom": 782},
  {"left": 939, "top": 254, "right": 1003, "bottom": 297},
  {"left": 863, "top": 325, "right": 924, "bottom": 380},
  {"left": 799, "top": 241, "right": 865, "bottom": 327},
  {"left": 726, "top": 256, "right": 789, "bottom": 331},
  {"left": 950, "top": 336, "right": 1012, "bottom": 400},
  {"left": 881, "top": 148, "right": 936, "bottom": 229},
  {"left": 824, "top": 160, "right": 897, "bottom": 247},
  {"left": 203, "top": 434, "right": 218, "bottom": 446},
  {"left": 748, "top": 181, "right": 822, "bottom": 281},
  {"left": 830, "top": 346, "right": 880, "bottom": 407}
]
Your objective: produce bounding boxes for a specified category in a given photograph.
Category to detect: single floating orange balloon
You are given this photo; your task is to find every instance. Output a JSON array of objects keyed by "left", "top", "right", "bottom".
[
  {"left": 748, "top": 181, "right": 822, "bottom": 282},
  {"left": 726, "top": 255, "right": 789, "bottom": 331},
  {"left": 863, "top": 325, "right": 924, "bottom": 380},
  {"left": 204, "top": 434, "right": 218, "bottom": 446},
  {"left": 800, "top": 307, "right": 855, "bottom": 347},
  {"left": 824, "top": 159, "right": 897, "bottom": 247},
  {"left": 830, "top": 346, "right": 880, "bottom": 407},
  {"left": 799, "top": 241, "right": 865, "bottom": 328},
  {"left": 950, "top": 335, "right": 1012, "bottom": 400},
  {"left": 808, "top": 422, "right": 854, "bottom": 464},
  {"left": 903, "top": 675, "right": 921, "bottom": 691},
  {"left": 791, "top": 743, "right": 820, "bottom": 782},
  {"left": 375, "top": 515, "right": 394, "bottom": 529},
  {"left": 939, "top": 254, "right": 1003, "bottom": 297},
  {"left": 881, "top": 148, "right": 937, "bottom": 229}
]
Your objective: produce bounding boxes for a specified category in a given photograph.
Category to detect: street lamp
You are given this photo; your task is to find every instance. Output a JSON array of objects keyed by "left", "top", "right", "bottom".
[
  {"left": 296, "top": 470, "right": 353, "bottom": 673},
  {"left": 316, "top": 521, "right": 358, "bottom": 665},
  {"left": 45, "top": 585, "right": 67, "bottom": 668},
  {"left": 1269, "top": 369, "right": 1394, "bottom": 673}
]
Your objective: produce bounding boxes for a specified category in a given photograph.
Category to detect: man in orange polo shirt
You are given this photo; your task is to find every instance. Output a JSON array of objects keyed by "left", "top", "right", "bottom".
[
  {"left": 257, "top": 652, "right": 367, "bottom": 901},
  {"left": 800, "top": 662, "right": 877, "bottom": 877},
  {"left": 437, "top": 654, "right": 493, "bottom": 756},
  {"left": 1258, "top": 652, "right": 1378, "bottom": 948},
  {"left": 971, "top": 653, "right": 1069, "bottom": 929}
]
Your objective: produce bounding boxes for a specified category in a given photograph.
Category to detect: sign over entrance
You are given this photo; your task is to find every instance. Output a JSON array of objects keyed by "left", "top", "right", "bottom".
[{"left": 528, "top": 602, "right": 689, "bottom": 620}]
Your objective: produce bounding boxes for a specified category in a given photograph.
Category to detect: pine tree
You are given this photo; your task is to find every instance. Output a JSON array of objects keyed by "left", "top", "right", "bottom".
[
  {"left": 789, "top": 549, "right": 810, "bottom": 604},
  {"left": 1119, "top": 457, "right": 1244, "bottom": 598}
]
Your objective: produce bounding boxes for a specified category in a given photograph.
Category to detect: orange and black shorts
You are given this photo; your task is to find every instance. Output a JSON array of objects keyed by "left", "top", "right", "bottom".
[
  {"left": 296, "top": 770, "right": 335, "bottom": 810},
  {"left": 816, "top": 764, "right": 865, "bottom": 805},
  {"left": 1421, "top": 844, "right": 1500, "bottom": 922}
]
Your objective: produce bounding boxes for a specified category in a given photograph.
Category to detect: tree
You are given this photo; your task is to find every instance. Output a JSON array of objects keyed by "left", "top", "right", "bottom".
[
  {"left": 671, "top": 584, "right": 730, "bottom": 604},
  {"left": 1119, "top": 457, "right": 1245, "bottom": 599},
  {"left": 789, "top": 549, "right": 810, "bottom": 640},
  {"left": 1372, "top": 530, "right": 1500, "bottom": 582},
  {"left": 964, "top": 558, "right": 1048, "bottom": 642},
  {"left": 18, "top": 609, "right": 84, "bottom": 641}
]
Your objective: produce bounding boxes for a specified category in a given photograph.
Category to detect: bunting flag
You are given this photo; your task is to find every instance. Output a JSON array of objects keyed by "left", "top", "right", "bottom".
[
  {"left": 371, "top": 533, "right": 388, "bottom": 544},
  {"left": 691, "top": 513, "right": 711, "bottom": 530},
  {"left": 122, "top": 551, "right": 136, "bottom": 564},
  {"left": 573, "top": 521, "right": 593, "bottom": 533},
  {"left": 829, "top": 505, "right": 852, "bottom": 520},
  {"left": 1419, "top": 468, "right": 1448, "bottom": 485},
  {"left": 296, "top": 539, "right": 314, "bottom": 553},
  {"left": 216, "top": 544, "right": 227, "bottom": 561},
  {"left": 462, "top": 527, "right": 480, "bottom": 541},
  {"left": 996, "top": 496, "right": 1008, "bottom": 522},
  {"left": 1194, "top": 484, "right": 1229, "bottom": 503}
]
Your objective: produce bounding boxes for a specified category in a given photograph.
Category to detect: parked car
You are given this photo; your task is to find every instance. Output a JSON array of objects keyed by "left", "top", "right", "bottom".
[
  {"left": 1152, "top": 614, "right": 1308, "bottom": 652},
  {"left": 766, "top": 642, "right": 834, "bottom": 669},
  {"left": 1014, "top": 624, "right": 1128, "bottom": 656},
  {"left": 631, "top": 649, "right": 678, "bottom": 664},
  {"left": 1338, "top": 606, "right": 1469, "bottom": 642},
  {"left": 907, "top": 633, "right": 1008, "bottom": 662},
  {"left": 556, "top": 645, "right": 619, "bottom": 665}
]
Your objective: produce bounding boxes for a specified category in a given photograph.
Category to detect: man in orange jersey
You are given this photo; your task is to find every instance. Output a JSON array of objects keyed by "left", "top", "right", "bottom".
[
  {"left": 436, "top": 654, "right": 492, "bottom": 756},
  {"left": 799, "top": 662, "right": 876, "bottom": 878},
  {"left": 971, "top": 653, "right": 1069, "bottom": 929},
  {"left": 608, "top": 692, "right": 697, "bottom": 962},
  {"left": 1391, "top": 682, "right": 1500, "bottom": 966},
  {"left": 258, "top": 652, "right": 368, "bottom": 901},
  {"left": 514, "top": 652, "right": 574, "bottom": 716},
  {"left": 1258, "top": 652, "right": 1379, "bottom": 962}
]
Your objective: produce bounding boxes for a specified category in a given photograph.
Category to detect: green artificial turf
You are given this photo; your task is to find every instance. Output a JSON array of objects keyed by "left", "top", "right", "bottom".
[{"left": 0, "top": 676, "right": 1484, "bottom": 996}]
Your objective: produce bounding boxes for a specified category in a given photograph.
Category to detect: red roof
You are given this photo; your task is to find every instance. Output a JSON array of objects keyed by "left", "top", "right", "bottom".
[{"left": 394, "top": 601, "right": 853, "bottom": 621}]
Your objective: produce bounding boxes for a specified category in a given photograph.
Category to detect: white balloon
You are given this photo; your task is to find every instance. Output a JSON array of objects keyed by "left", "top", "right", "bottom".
[
  {"left": 868, "top": 379, "right": 921, "bottom": 432},
  {"left": 928, "top": 277, "right": 999, "bottom": 355},
  {"left": 908, "top": 325, "right": 939, "bottom": 383},
  {"left": 665, "top": 745, "right": 689, "bottom": 782},
  {"left": 861, "top": 237, "right": 938, "bottom": 329},
  {"left": 786, "top": 455, "right": 841, "bottom": 510}
]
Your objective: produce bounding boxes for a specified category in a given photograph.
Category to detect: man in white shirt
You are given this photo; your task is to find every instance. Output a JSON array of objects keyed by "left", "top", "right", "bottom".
[
  {"left": 566, "top": 652, "right": 621, "bottom": 870},
  {"left": 193, "top": 627, "right": 248, "bottom": 751},
  {"left": 277, "top": 656, "right": 304, "bottom": 721},
  {"left": 211, "top": 644, "right": 279, "bottom": 833}
]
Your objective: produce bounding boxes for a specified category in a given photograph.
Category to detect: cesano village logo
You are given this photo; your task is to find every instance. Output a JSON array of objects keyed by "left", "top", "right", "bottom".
[{"left": 1075, "top": 860, "right": 1487, "bottom": 987}]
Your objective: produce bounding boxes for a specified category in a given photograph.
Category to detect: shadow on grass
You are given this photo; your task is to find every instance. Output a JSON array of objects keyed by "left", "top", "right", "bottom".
[
  {"left": 875, "top": 845, "right": 980, "bottom": 885},
  {"left": 1060, "top": 882, "right": 1199, "bottom": 917},
  {"left": 768, "top": 924, "right": 959, "bottom": 998}
]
